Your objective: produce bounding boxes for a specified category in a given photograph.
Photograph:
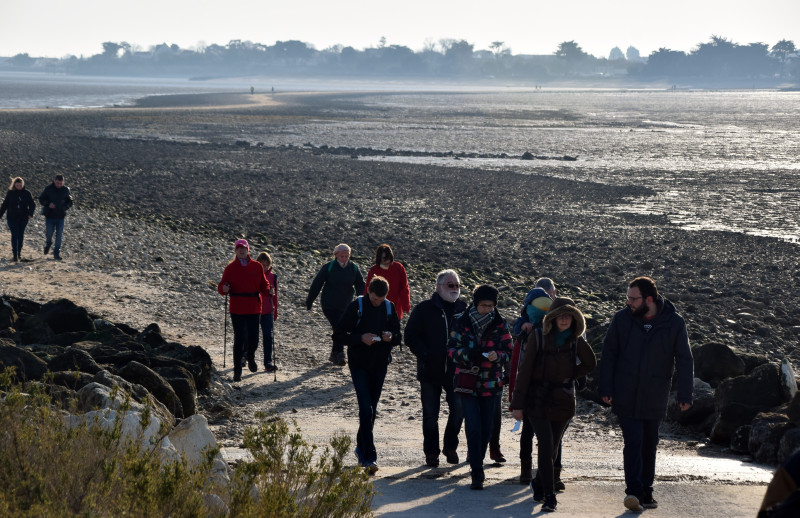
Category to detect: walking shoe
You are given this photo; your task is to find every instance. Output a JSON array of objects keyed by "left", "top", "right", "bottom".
[
  {"left": 520, "top": 460, "right": 533, "bottom": 484},
  {"left": 623, "top": 494, "right": 644, "bottom": 513},
  {"left": 264, "top": 364, "right": 278, "bottom": 372},
  {"left": 541, "top": 493, "right": 557, "bottom": 512},
  {"left": 530, "top": 478, "right": 544, "bottom": 502},
  {"left": 443, "top": 449, "right": 459, "bottom": 464},
  {"left": 247, "top": 357, "right": 258, "bottom": 372},
  {"left": 329, "top": 351, "right": 346, "bottom": 366},
  {"left": 641, "top": 494, "right": 658, "bottom": 509},
  {"left": 489, "top": 445, "right": 506, "bottom": 463},
  {"left": 232, "top": 372, "right": 242, "bottom": 382},
  {"left": 54, "top": 254, "right": 62, "bottom": 261},
  {"left": 554, "top": 467, "right": 565, "bottom": 491},
  {"left": 43, "top": 243, "right": 51, "bottom": 255},
  {"left": 363, "top": 462, "right": 378, "bottom": 475},
  {"left": 470, "top": 477, "right": 484, "bottom": 490},
  {"left": 425, "top": 454, "right": 439, "bottom": 467},
  {"left": 240, "top": 356, "right": 247, "bottom": 367}
]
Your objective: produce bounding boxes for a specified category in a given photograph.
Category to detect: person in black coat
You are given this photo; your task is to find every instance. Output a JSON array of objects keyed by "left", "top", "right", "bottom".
[
  {"left": 333, "top": 276, "right": 401, "bottom": 475},
  {"left": 405, "top": 269, "right": 467, "bottom": 467},
  {"left": 600, "top": 276, "right": 693, "bottom": 513},
  {"left": 0, "top": 177, "right": 36, "bottom": 262},
  {"left": 38, "top": 174, "right": 73, "bottom": 260}
]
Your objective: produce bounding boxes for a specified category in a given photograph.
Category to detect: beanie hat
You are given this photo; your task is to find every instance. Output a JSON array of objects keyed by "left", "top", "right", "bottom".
[
  {"left": 472, "top": 284, "right": 499, "bottom": 306},
  {"left": 234, "top": 239, "right": 249, "bottom": 250}
]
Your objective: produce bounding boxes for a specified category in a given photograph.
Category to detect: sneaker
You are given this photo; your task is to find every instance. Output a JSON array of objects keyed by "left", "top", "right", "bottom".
[
  {"left": 443, "top": 449, "right": 459, "bottom": 464},
  {"left": 425, "top": 454, "right": 439, "bottom": 467},
  {"left": 43, "top": 243, "right": 51, "bottom": 255},
  {"left": 541, "top": 493, "right": 557, "bottom": 512},
  {"left": 247, "top": 358, "right": 258, "bottom": 372},
  {"left": 624, "top": 494, "right": 644, "bottom": 513},
  {"left": 641, "top": 494, "right": 658, "bottom": 509},
  {"left": 264, "top": 364, "right": 278, "bottom": 372},
  {"left": 530, "top": 478, "right": 544, "bottom": 502},
  {"left": 364, "top": 462, "right": 378, "bottom": 475}
]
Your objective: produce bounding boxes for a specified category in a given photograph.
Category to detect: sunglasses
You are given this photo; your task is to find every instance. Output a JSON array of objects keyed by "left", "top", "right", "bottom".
[{"left": 445, "top": 283, "right": 460, "bottom": 289}]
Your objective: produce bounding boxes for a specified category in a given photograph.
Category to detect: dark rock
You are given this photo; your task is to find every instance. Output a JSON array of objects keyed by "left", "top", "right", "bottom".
[
  {"left": 0, "top": 340, "right": 48, "bottom": 381},
  {"left": 716, "top": 363, "right": 788, "bottom": 410},
  {"left": 749, "top": 412, "right": 792, "bottom": 465},
  {"left": 138, "top": 323, "right": 165, "bottom": 347},
  {"left": 730, "top": 425, "right": 751, "bottom": 454},
  {"left": 155, "top": 365, "right": 197, "bottom": 417},
  {"left": 48, "top": 347, "right": 102, "bottom": 375},
  {"left": 50, "top": 331, "right": 90, "bottom": 347},
  {"left": 778, "top": 428, "right": 800, "bottom": 464},
  {"left": 0, "top": 299, "right": 18, "bottom": 329},
  {"left": 50, "top": 370, "right": 95, "bottom": 391},
  {"left": 668, "top": 378, "right": 715, "bottom": 426},
  {"left": 19, "top": 316, "right": 56, "bottom": 345},
  {"left": 710, "top": 402, "right": 762, "bottom": 444},
  {"left": 739, "top": 352, "right": 769, "bottom": 375},
  {"left": 118, "top": 361, "right": 184, "bottom": 418},
  {"left": 693, "top": 342, "right": 745, "bottom": 385},
  {"left": 788, "top": 391, "right": 800, "bottom": 425},
  {"left": 37, "top": 299, "right": 96, "bottom": 334}
]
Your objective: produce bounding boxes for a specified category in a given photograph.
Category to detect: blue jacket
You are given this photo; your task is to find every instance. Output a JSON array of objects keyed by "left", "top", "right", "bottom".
[{"left": 599, "top": 297, "right": 693, "bottom": 420}]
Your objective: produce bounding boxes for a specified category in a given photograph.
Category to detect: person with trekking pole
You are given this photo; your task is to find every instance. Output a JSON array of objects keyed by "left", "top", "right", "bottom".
[
  {"left": 218, "top": 239, "right": 271, "bottom": 382},
  {"left": 256, "top": 251, "right": 279, "bottom": 374}
]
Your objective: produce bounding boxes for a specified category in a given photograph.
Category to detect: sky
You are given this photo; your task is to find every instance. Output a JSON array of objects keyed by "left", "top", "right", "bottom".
[{"left": 2, "top": 0, "right": 799, "bottom": 59}]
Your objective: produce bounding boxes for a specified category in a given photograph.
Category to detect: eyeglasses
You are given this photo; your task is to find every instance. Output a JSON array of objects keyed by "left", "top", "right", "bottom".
[
  {"left": 626, "top": 296, "right": 642, "bottom": 302},
  {"left": 444, "top": 283, "right": 460, "bottom": 289}
]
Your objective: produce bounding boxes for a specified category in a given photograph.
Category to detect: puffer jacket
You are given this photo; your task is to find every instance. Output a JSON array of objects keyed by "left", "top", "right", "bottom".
[
  {"left": 38, "top": 183, "right": 73, "bottom": 219},
  {"left": 599, "top": 296, "right": 693, "bottom": 420},
  {"left": 510, "top": 301, "right": 597, "bottom": 421},
  {"left": 447, "top": 307, "right": 513, "bottom": 397},
  {"left": 0, "top": 188, "right": 36, "bottom": 220},
  {"left": 405, "top": 292, "right": 467, "bottom": 384}
]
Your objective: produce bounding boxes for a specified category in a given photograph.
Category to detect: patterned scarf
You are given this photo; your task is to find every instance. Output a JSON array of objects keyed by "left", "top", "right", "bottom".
[{"left": 469, "top": 305, "right": 494, "bottom": 342}]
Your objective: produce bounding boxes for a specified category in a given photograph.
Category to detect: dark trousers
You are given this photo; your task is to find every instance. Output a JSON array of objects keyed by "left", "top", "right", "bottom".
[
  {"left": 529, "top": 416, "right": 570, "bottom": 494},
  {"left": 323, "top": 306, "right": 345, "bottom": 353},
  {"left": 7, "top": 218, "right": 28, "bottom": 257},
  {"left": 618, "top": 416, "right": 661, "bottom": 498},
  {"left": 260, "top": 313, "right": 274, "bottom": 366},
  {"left": 520, "top": 418, "right": 565, "bottom": 468},
  {"left": 490, "top": 398, "right": 502, "bottom": 449},
  {"left": 420, "top": 379, "right": 463, "bottom": 456},
  {"left": 230, "top": 313, "right": 259, "bottom": 376},
  {"left": 349, "top": 365, "right": 387, "bottom": 465},
  {"left": 460, "top": 393, "right": 498, "bottom": 481}
]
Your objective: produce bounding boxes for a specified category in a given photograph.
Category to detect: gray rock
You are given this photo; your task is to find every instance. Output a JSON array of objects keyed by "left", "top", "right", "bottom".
[
  {"left": 778, "top": 428, "right": 800, "bottom": 464},
  {"left": 749, "top": 412, "right": 792, "bottom": 465},
  {"left": 118, "top": 361, "right": 184, "bottom": 418},
  {"left": 48, "top": 347, "right": 102, "bottom": 375},
  {"left": 0, "top": 340, "right": 48, "bottom": 381}
]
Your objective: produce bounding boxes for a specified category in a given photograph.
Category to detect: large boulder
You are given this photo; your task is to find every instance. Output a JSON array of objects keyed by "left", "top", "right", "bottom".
[
  {"left": 716, "top": 363, "right": 789, "bottom": 410},
  {"left": 730, "top": 425, "right": 751, "bottom": 454},
  {"left": 0, "top": 299, "right": 18, "bottom": 329},
  {"left": 37, "top": 299, "right": 96, "bottom": 334},
  {"left": 66, "top": 409, "right": 165, "bottom": 448},
  {"left": 788, "top": 391, "right": 800, "bottom": 425},
  {"left": 118, "top": 361, "right": 184, "bottom": 418},
  {"left": 668, "top": 378, "right": 715, "bottom": 426},
  {"left": 50, "top": 370, "right": 95, "bottom": 391},
  {"left": 48, "top": 347, "right": 102, "bottom": 375},
  {"left": 693, "top": 342, "right": 745, "bottom": 385},
  {"left": 155, "top": 365, "right": 197, "bottom": 417},
  {"left": 167, "top": 414, "right": 218, "bottom": 466},
  {"left": 709, "top": 402, "right": 762, "bottom": 444},
  {"left": 749, "top": 412, "right": 793, "bottom": 465},
  {"left": 780, "top": 359, "right": 797, "bottom": 401},
  {"left": 19, "top": 316, "right": 56, "bottom": 345},
  {"left": 0, "top": 340, "right": 48, "bottom": 381},
  {"left": 739, "top": 352, "right": 769, "bottom": 375}
]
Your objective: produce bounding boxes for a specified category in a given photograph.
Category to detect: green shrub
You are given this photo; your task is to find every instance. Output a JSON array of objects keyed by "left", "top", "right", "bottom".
[{"left": 0, "top": 368, "right": 374, "bottom": 517}]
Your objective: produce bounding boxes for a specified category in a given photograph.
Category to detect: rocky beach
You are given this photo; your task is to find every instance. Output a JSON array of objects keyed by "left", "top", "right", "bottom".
[{"left": 0, "top": 90, "right": 796, "bottom": 515}]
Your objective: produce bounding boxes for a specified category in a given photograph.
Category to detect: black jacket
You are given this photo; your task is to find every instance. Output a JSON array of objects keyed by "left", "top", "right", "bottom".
[
  {"left": 0, "top": 188, "right": 36, "bottom": 221},
  {"left": 405, "top": 293, "right": 467, "bottom": 384},
  {"left": 599, "top": 297, "right": 693, "bottom": 420},
  {"left": 38, "top": 183, "right": 73, "bottom": 219},
  {"left": 333, "top": 296, "right": 401, "bottom": 370}
]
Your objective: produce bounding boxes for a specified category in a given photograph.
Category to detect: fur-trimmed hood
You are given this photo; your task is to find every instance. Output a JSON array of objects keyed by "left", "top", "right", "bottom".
[{"left": 542, "top": 297, "right": 586, "bottom": 338}]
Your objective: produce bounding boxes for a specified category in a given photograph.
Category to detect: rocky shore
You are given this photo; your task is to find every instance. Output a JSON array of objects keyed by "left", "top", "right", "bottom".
[{"left": 0, "top": 92, "right": 794, "bottom": 513}]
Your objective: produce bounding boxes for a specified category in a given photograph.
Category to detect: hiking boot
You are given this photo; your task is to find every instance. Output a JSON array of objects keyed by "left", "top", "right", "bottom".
[
  {"left": 425, "top": 454, "right": 439, "bottom": 467},
  {"left": 364, "top": 462, "right": 378, "bottom": 475},
  {"left": 443, "top": 449, "right": 459, "bottom": 464},
  {"left": 554, "top": 467, "right": 565, "bottom": 491},
  {"left": 43, "top": 243, "right": 51, "bottom": 255},
  {"left": 530, "top": 476, "right": 544, "bottom": 502},
  {"left": 541, "top": 493, "right": 557, "bottom": 512},
  {"left": 264, "top": 364, "right": 278, "bottom": 372},
  {"left": 329, "top": 351, "right": 346, "bottom": 366},
  {"left": 489, "top": 445, "right": 506, "bottom": 463},
  {"left": 247, "top": 357, "right": 258, "bottom": 372},
  {"left": 624, "top": 494, "right": 644, "bottom": 513},
  {"left": 641, "top": 492, "right": 658, "bottom": 509},
  {"left": 520, "top": 459, "right": 533, "bottom": 484},
  {"left": 470, "top": 477, "right": 484, "bottom": 490}
]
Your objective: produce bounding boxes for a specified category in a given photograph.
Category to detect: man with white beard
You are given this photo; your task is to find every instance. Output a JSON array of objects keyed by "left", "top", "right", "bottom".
[{"left": 405, "top": 269, "right": 468, "bottom": 467}]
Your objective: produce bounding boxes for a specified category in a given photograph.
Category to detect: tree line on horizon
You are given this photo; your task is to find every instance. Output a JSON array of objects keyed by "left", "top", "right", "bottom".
[{"left": 5, "top": 36, "right": 798, "bottom": 84}]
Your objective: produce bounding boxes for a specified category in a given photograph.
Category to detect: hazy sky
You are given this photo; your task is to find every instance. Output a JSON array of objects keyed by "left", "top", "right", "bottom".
[{"left": 3, "top": 0, "right": 799, "bottom": 59}]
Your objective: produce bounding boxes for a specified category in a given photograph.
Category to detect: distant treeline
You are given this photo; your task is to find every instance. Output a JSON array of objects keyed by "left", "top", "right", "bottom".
[{"left": 5, "top": 36, "right": 798, "bottom": 83}]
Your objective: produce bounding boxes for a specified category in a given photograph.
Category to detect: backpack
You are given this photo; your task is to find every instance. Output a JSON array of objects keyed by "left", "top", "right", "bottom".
[
  {"left": 328, "top": 259, "right": 358, "bottom": 273},
  {"left": 356, "top": 295, "right": 392, "bottom": 327}
]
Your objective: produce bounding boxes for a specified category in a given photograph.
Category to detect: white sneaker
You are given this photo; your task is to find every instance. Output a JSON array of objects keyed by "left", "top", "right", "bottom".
[{"left": 624, "top": 494, "right": 644, "bottom": 513}]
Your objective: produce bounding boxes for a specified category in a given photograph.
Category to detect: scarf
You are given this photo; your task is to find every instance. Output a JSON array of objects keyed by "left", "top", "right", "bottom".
[{"left": 469, "top": 306, "right": 494, "bottom": 342}]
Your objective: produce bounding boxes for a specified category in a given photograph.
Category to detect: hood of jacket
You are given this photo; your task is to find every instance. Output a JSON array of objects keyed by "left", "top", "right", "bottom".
[{"left": 542, "top": 300, "right": 586, "bottom": 338}]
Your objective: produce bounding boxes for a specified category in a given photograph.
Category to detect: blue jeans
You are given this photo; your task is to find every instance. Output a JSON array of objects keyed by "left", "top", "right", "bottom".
[
  {"left": 460, "top": 393, "right": 498, "bottom": 481},
  {"left": 420, "top": 379, "right": 463, "bottom": 457},
  {"left": 7, "top": 218, "right": 29, "bottom": 257},
  {"left": 349, "top": 365, "right": 387, "bottom": 465},
  {"left": 45, "top": 217, "right": 65, "bottom": 256},
  {"left": 260, "top": 313, "right": 274, "bottom": 366},
  {"left": 230, "top": 313, "right": 259, "bottom": 376},
  {"left": 618, "top": 416, "right": 661, "bottom": 498}
]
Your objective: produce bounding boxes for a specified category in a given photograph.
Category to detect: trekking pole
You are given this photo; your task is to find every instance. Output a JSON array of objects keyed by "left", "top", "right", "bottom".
[
  {"left": 273, "top": 336, "right": 277, "bottom": 382},
  {"left": 223, "top": 294, "right": 228, "bottom": 368}
]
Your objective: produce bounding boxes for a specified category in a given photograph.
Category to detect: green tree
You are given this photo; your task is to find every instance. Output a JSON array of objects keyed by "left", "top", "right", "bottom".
[{"left": 555, "top": 40, "right": 588, "bottom": 61}]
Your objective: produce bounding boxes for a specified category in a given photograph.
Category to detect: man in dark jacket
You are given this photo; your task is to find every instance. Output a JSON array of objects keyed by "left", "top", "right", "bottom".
[
  {"left": 306, "top": 243, "right": 366, "bottom": 366},
  {"left": 38, "top": 174, "right": 73, "bottom": 260},
  {"left": 333, "top": 276, "right": 401, "bottom": 475},
  {"left": 405, "top": 269, "right": 467, "bottom": 467},
  {"left": 600, "top": 276, "right": 693, "bottom": 513}
]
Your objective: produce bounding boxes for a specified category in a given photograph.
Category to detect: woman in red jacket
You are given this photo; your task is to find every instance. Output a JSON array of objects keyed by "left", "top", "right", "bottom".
[
  {"left": 256, "top": 251, "right": 279, "bottom": 372},
  {"left": 364, "top": 244, "right": 411, "bottom": 319},
  {"left": 218, "top": 239, "right": 271, "bottom": 382}
]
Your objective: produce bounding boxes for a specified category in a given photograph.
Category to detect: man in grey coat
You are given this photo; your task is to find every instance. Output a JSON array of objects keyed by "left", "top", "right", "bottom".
[{"left": 600, "top": 276, "right": 693, "bottom": 513}]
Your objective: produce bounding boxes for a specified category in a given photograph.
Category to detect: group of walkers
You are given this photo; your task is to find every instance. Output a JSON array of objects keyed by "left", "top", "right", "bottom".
[
  {"left": 219, "top": 240, "right": 694, "bottom": 514},
  {"left": 0, "top": 174, "right": 73, "bottom": 262}
]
